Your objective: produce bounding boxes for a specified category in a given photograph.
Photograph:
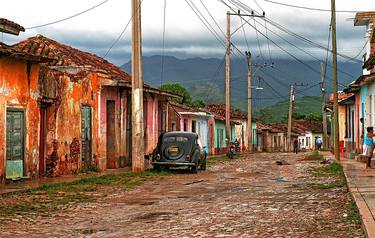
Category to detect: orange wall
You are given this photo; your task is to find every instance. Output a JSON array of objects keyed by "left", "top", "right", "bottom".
[
  {"left": 0, "top": 57, "right": 40, "bottom": 181},
  {"left": 44, "top": 72, "right": 102, "bottom": 176}
]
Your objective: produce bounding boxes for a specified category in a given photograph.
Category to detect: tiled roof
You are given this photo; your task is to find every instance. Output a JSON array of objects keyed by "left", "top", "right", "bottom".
[
  {"left": 329, "top": 92, "right": 354, "bottom": 104},
  {"left": 12, "top": 35, "right": 131, "bottom": 82},
  {"left": 293, "top": 120, "right": 327, "bottom": 134},
  {"left": 0, "top": 18, "right": 25, "bottom": 33},
  {"left": 205, "top": 104, "right": 247, "bottom": 121},
  {"left": 0, "top": 42, "right": 51, "bottom": 62},
  {"left": 354, "top": 12, "right": 375, "bottom": 26},
  {"left": 364, "top": 54, "right": 375, "bottom": 71}
]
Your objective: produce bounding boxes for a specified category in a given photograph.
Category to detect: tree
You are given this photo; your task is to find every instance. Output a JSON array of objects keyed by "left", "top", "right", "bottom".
[
  {"left": 160, "top": 83, "right": 205, "bottom": 108},
  {"left": 160, "top": 83, "right": 192, "bottom": 104}
]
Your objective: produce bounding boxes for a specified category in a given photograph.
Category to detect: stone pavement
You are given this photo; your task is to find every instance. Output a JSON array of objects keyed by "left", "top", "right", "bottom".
[
  {"left": 0, "top": 152, "right": 362, "bottom": 238},
  {"left": 0, "top": 168, "right": 130, "bottom": 195},
  {"left": 341, "top": 157, "right": 375, "bottom": 238}
]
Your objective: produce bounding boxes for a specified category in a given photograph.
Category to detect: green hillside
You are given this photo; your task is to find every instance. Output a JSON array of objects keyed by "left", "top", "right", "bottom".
[{"left": 254, "top": 96, "right": 322, "bottom": 123}]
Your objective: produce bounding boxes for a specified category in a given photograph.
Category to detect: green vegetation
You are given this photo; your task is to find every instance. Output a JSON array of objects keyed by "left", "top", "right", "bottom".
[
  {"left": 255, "top": 96, "right": 322, "bottom": 123},
  {"left": 308, "top": 162, "right": 346, "bottom": 190},
  {"left": 160, "top": 83, "right": 205, "bottom": 108},
  {"left": 0, "top": 170, "right": 171, "bottom": 217},
  {"left": 304, "top": 151, "right": 324, "bottom": 161}
]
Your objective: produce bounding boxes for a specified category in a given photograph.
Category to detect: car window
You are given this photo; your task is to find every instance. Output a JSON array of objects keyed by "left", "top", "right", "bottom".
[{"left": 163, "top": 136, "right": 189, "bottom": 143}]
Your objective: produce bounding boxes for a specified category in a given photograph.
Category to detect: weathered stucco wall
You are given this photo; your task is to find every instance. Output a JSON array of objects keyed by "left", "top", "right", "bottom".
[
  {"left": 42, "top": 70, "right": 101, "bottom": 176},
  {"left": 0, "top": 57, "right": 40, "bottom": 181}
]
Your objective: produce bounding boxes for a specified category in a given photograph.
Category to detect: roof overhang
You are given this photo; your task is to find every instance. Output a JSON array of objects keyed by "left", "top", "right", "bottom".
[
  {"left": 104, "top": 80, "right": 182, "bottom": 99},
  {"left": 179, "top": 111, "right": 213, "bottom": 118},
  {"left": 0, "top": 18, "right": 25, "bottom": 36},
  {"left": 354, "top": 12, "right": 375, "bottom": 26}
]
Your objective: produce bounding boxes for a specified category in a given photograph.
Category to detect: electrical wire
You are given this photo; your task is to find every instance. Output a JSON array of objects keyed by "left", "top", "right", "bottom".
[
  {"left": 26, "top": 0, "right": 110, "bottom": 29},
  {"left": 185, "top": 0, "right": 225, "bottom": 48},
  {"left": 226, "top": 0, "right": 360, "bottom": 81},
  {"left": 160, "top": 0, "right": 167, "bottom": 86},
  {"left": 199, "top": 0, "right": 226, "bottom": 37},
  {"left": 264, "top": 0, "right": 365, "bottom": 13},
  {"left": 103, "top": 0, "right": 143, "bottom": 58}
]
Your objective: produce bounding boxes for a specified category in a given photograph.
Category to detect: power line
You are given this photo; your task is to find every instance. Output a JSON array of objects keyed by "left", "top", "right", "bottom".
[
  {"left": 184, "top": 0, "right": 226, "bottom": 49},
  {"left": 227, "top": 0, "right": 360, "bottom": 80},
  {"left": 230, "top": 0, "right": 363, "bottom": 64},
  {"left": 199, "top": 0, "right": 226, "bottom": 37},
  {"left": 344, "top": 39, "right": 369, "bottom": 63},
  {"left": 103, "top": 0, "right": 143, "bottom": 58},
  {"left": 264, "top": 0, "right": 362, "bottom": 13},
  {"left": 160, "top": 0, "right": 167, "bottom": 86},
  {"left": 26, "top": 0, "right": 110, "bottom": 29}
]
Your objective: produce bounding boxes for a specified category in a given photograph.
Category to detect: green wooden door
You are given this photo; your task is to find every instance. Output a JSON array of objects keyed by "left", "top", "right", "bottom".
[
  {"left": 6, "top": 110, "right": 25, "bottom": 179},
  {"left": 81, "top": 106, "right": 92, "bottom": 167}
]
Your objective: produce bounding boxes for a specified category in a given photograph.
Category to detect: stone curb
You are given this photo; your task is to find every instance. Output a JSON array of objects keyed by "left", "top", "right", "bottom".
[{"left": 342, "top": 162, "right": 375, "bottom": 238}]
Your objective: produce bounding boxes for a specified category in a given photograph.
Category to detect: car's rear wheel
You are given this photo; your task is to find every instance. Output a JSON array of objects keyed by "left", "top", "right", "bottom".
[
  {"left": 200, "top": 158, "right": 206, "bottom": 171},
  {"left": 190, "top": 160, "right": 198, "bottom": 173},
  {"left": 154, "top": 165, "right": 162, "bottom": 171}
]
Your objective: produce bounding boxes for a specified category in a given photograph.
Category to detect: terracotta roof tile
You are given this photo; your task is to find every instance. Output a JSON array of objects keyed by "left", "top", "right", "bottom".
[
  {"left": 12, "top": 35, "right": 131, "bottom": 82},
  {"left": 0, "top": 18, "right": 25, "bottom": 32},
  {"left": 0, "top": 42, "right": 51, "bottom": 62},
  {"left": 205, "top": 104, "right": 247, "bottom": 121}
]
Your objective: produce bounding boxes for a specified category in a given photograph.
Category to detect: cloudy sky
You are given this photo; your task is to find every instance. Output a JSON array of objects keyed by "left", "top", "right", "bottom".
[{"left": 1, "top": 0, "right": 374, "bottom": 66}]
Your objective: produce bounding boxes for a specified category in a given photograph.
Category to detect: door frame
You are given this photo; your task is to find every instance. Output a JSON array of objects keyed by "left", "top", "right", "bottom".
[
  {"left": 39, "top": 106, "right": 47, "bottom": 175},
  {"left": 106, "top": 100, "right": 116, "bottom": 169},
  {"left": 5, "top": 108, "right": 26, "bottom": 178},
  {"left": 81, "top": 105, "right": 92, "bottom": 167}
]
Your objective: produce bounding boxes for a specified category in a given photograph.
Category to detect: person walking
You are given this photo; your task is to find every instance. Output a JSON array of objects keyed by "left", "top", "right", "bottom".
[
  {"left": 363, "top": 127, "right": 375, "bottom": 169},
  {"left": 293, "top": 139, "right": 299, "bottom": 154},
  {"left": 316, "top": 137, "right": 322, "bottom": 151}
]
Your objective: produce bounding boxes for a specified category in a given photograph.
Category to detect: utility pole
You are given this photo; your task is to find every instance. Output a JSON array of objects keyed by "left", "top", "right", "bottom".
[
  {"left": 331, "top": 0, "right": 340, "bottom": 160},
  {"left": 226, "top": 11, "right": 264, "bottom": 155},
  {"left": 246, "top": 51, "right": 252, "bottom": 152},
  {"left": 226, "top": 11, "right": 231, "bottom": 154},
  {"left": 320, "top": 62, "right": 328, "bottom": 150},
  {"left": 287, "top": 84, "right": 295, "bottom": 152},
  {"left": 131, "top": 0, "right": 145, "bottom": 172}
]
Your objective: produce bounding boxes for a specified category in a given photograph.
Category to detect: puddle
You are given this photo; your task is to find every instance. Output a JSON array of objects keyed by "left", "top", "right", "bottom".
[{"left": 270, "top": 177, "right": 288, "bottom": 182}]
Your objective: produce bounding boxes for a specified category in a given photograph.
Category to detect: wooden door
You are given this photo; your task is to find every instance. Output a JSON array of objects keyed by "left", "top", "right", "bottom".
[
  {"left": 39, "top": 107, "right": 46, "bottom": 175},
  {"left": 81, "top": 106, "right": 92, "bottom": 167},
  {"left": 6, "top": 110, "right": 25, "bottom": 179},
  {"left": 106, "top": 101, "right": 116, "bottom": 169}
]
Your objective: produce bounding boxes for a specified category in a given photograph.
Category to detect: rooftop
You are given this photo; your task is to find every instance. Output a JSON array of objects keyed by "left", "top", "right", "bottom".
[
  {"left": 0, "top": 18, "right": 25, "bottom": 35},
  {"left": 354, "top": 12, "right": 375, "bottom": 26},
  {"left": 12, "top": 35, "right": 131, "bottom": 82}
]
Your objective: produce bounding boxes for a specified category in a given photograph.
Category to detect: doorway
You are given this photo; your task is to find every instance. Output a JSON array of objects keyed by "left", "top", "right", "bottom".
[
  {"left": 39, "top": 107, "right": 46, "bottom": 175},
  {"left": 106, "top": 100, "right": 116, "bottom": 169},
  {"left": 81, "top": 106, "right": 92, "bottom": 167},
  {"left": 6, "top": 109, "right": 25, "bottom": 179}
]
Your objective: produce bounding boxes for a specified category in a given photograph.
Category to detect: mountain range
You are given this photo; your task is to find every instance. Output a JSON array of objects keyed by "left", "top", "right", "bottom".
[{"left": 121, "top": 55, "right": 362, "bottom": 112}]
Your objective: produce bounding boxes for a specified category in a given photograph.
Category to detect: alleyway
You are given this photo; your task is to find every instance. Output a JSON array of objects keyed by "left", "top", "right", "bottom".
[{"left": 0, "top": 153, "right": 363, "bottom": 238}]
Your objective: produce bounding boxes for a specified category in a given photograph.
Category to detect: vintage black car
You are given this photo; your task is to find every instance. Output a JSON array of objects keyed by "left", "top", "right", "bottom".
[{"left": 152, "top": 132, "right": 207, "bottom": 172}]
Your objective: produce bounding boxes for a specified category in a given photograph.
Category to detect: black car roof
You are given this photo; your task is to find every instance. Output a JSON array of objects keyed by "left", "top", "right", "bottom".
[{"left": 163, "top": 131, "right": 198, "bottom": 139}]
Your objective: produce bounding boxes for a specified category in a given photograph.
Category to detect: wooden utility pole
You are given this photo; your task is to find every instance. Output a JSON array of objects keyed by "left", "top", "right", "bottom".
[
  {"left": 331, "top": 0, "right": 340, "bottom": 160},
  {"left": 320, "top": 62, "right": 328, "bottom": 150},
  {"left": 287, "top": 84, "right": 294, "bottom": 152},
  {"left": 226, "top": 11, "right": 231, "bottom": 153},
  {"left": 131, "top": 0, "right": 145, "bottom": 172},
  {"left": 246, "top": 51, "right": 253, "bottom": 152}
]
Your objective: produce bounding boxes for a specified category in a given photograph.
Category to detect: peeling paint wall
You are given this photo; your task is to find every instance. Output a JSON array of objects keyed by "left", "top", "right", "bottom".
[
  {"left": 40, "top": 68, "right": 101, "bottom": 176},
  {"left": 0, "top": 57, "right": 40, "bottom": 182}
]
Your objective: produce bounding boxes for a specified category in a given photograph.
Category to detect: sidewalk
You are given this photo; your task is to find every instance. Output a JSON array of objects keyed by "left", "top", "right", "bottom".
[
  {"left": 0, "top": 167, "right": 130, "bottom": 195},
  {"left": 341, "top": 157, "right": 375, "bottom": 238}
]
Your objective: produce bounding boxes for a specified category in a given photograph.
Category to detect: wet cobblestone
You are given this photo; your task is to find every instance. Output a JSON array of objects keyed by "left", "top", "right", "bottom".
[{"left": 0, "top": 153, "right": 363, "bottom": 237}]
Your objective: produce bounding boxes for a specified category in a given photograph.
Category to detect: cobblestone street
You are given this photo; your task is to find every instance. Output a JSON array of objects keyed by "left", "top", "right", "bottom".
[{"left": 0, "top": 153, "right": 363, "bottom": 238}]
